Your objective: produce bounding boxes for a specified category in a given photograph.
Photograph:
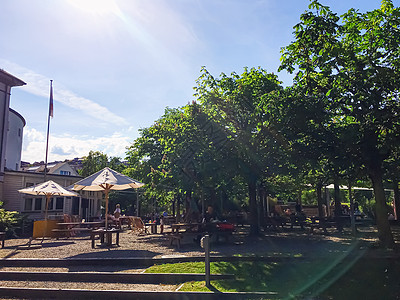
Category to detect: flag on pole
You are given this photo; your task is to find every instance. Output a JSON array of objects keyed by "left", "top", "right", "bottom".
[{"left": 49, "top": 80, "right": 53, "bottom": 118}]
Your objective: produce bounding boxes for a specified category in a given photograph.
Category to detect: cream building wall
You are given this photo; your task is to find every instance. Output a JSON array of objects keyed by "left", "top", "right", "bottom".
[
  {"left": 3, "top": 170, "right": 102, "bottom": 220},
  {"left": 0, "top": 69, "right": 25, "bottom": 200},
  {"left": 5, "top": 108, "right": 25, "bottom": 171}
]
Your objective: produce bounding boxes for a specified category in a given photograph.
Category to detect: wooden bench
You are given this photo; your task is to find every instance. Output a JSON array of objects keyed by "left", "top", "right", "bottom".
[
  {"left": 166, "top": 232, "right": 202, "bottom": 249},
  {"left": 0, "top": 232, "right": 6, "bottom": 248},
  {"left": 51, "top": 228, "right": 92, "bottom": 238},
  {"left": 308, "top": 221, "right": 337, "bottom": 234},
  {"left": 91, "top": 229, "right": 120, "bottom": 248},
  {"left": 167, "top": 233, "right": 182, "bottom": 248}
]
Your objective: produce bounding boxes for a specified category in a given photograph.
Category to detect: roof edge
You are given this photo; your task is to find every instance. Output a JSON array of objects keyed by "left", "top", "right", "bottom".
[{"left": 0, "top": 69, "right": 26, "bottom": 87}]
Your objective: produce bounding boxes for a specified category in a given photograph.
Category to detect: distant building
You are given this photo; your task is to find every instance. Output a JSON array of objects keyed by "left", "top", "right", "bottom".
[
  {"left": 5, "top": 108, "right": 25, "bottom": 171},
  {"left": 0, "top": 69, "right": 25, "bottom": 182},
  {"left": 0, "top": 69, "right": 102, "bottom": 220},
  {"left": 22, "top": 161, "right": 79, "bottom": 176}
]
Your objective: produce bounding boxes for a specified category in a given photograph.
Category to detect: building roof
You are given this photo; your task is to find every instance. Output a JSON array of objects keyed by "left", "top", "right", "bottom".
[
  {"left": 0, "top": 69, "right": 26, "bottom": 87},
  {"left": 9, "top": 108, "right": 26, "bottom": 126},
  {"left": 23, "top": 161, "right": 78, "bottom": 175}
]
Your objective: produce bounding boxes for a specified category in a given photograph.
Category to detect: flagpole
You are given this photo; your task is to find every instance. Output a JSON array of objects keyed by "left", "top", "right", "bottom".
[{"left": 44, "top": 80, "right": 53, "bottom": 182}]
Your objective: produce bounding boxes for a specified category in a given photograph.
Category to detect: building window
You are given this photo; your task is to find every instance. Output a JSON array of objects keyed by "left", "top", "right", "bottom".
[
  {"left": 24, "top": 198, "right": 33, "bottom": 211},
  {"left": 34, "top": 198, "right": 42, "bottom": 211},
  {"left": 60, "top": 171, "right": 71, "bottom": 175},
  {"left": 56, "top": 197, "right": 64, "bottom": 210},
  {"left": 18, "top": 128, "right": 21, "bottom": 137}
]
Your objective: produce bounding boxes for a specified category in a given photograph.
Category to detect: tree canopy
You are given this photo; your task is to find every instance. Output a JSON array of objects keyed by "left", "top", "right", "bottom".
[{"left": 122, "top": 0, "right": 400, "bottom": 247}]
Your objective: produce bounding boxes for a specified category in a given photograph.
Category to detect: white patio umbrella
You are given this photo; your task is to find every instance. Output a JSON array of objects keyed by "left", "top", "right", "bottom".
[
  {"left": 72, "top": 167, "right": 145, "bottom": 228},
  {"left": 18, "top": 180, "right": 79, "bottom": 220}
]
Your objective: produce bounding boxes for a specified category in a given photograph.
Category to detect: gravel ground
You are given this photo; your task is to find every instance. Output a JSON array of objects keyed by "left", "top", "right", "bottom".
[
  {"left": 0, "top": 225, "right": 384, "bottom": 260},
  {"left": 0, "top": 224, "right": 393, "bottom": 296}
]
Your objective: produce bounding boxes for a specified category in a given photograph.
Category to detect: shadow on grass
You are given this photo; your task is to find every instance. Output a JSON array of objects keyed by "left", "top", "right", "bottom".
[
  {"left": 67, "top": 249, "right": 161, "bottom": 272},
  {"left": 208, "top": 237, "right": 370, "bottom": 298}
]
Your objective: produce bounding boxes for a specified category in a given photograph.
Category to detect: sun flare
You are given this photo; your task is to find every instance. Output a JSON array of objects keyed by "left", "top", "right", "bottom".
[{"left": 68, "top": 0, "right": 120, "bottom": 16}]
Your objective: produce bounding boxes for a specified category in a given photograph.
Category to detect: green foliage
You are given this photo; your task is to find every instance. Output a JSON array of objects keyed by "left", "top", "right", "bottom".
[
  {"left": 302, "top": 190, "right": 317, "bottom": 205},
  {"left": 122, "top": 2, "right": 400, "bottom": 247},
  {"left": 79, "top": 150, "right": 126, "bottom": 177},
  {"left": 79, "top": 151, "right": 108, "bottom": 176},
  {"left": 194, "top": 67, "right": 285, "bottom": 234},
  {"left": 0, "top": 202, "right": 20, "bottom": 236},
  {"left": 279, "top": 0, "right": 400, "bottom": 247}
]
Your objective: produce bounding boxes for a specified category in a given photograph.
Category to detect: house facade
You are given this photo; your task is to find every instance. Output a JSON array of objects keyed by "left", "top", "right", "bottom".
[
  {"left": 0, "top": 69, "right": 103, "bottom": 220},
  {"left": 23, "top": 161, "right": 79, "bottom": 177},
  {"left": 3, "top": 170, "right": 103, "bottom": 220},
  {"left": 0, "top": 69, "right": 25, "bottom": 186},
  {"left": 5, "top": 108, "right": 25, "bottom": 171}
]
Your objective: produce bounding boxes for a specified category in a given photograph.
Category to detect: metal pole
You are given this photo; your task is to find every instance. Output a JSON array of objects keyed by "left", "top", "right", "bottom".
[
  {"left": 203, "top": 235, "right": 210, "bottom": 287},
  {"left": 44, "top": 80, "right": 53, "bottom": 182},
  {"left": 136, "top": 190, "right": 139, "bottom": 217}
]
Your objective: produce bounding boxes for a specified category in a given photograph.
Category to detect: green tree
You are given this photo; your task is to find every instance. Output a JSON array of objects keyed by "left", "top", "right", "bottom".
[
  {"left": 109, "top": 156, "right": 125, "bottom": 173},
  {"left": 79, "top": 151, "right": 126, "bottom": 177},
  {"left": 79, "top": 151, "right": 108, "bottom": 177},
  {"left": 195, "top": 67, "right": 283, "bottom": 235},
  {"left": 126, "top": 105, "right": 234, "bottom": 218},
  {"left": 280, "top": 0, "right": 400, "bottom": 247}
]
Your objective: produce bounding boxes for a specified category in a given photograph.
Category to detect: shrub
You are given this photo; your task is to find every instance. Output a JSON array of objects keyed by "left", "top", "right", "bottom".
[{"left": 0, "top": 201, "right": 21, "bottom": 237}]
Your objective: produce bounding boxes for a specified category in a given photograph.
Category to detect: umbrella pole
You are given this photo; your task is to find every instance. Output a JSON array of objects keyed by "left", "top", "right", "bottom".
[
  {"left": 105, "top": 189, "right": 109, "bottom": 230},
  {"left": 42, "top": 194, "right": 50, "bottom": 243}
]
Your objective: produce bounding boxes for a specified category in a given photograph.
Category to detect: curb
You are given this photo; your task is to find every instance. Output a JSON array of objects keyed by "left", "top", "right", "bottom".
[
  {"left": 0, "top": 255, "right": 303, "bottom": 267},
  {"left": 0, "top": 271, "right": 234, "bottom": 284},
  {"left": 0, "top": 287, "right": 277, "bottom": 299}
]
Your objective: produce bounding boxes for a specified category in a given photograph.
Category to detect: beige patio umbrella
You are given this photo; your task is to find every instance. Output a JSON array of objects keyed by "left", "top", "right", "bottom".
[
  {"left": 18, "top": 180, "right": 79, "bottom": 220},
  {"left": 72, "top": 167, "right": 144, "bottom": 229},
  {"left": 18, "top": 180, "right": 79, "bottom": 245}
]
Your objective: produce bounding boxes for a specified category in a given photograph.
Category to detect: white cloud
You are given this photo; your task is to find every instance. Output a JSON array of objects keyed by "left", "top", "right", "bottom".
[
  {"left": 0, "top": 60, "right": 128, "bottom": 125},
  {"left": 22, "top": 127, "right": 132, "bottom": 163}
]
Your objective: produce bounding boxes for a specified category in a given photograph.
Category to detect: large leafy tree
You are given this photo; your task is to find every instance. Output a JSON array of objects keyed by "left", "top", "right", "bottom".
[
  {"left": 280, "top": 0, "right": 400, "bottom": 247},
  {"left": 195, "top": 67, "right": 283, "bottom": 235},
  {"left": 126, "top": 105, "right": 234, "bottom": 217},
  {"left": 79, "top": 151, "right": 108, "bottom": 177},
  {"left": 79, "top": 151, "right": 125, "bottom": 177}
]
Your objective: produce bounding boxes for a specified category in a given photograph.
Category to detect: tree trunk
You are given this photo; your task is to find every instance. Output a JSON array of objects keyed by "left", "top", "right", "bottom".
[
  {"left": 176, "top": 193, "right": 181, "bottom": 223},
  {"left": 172, "top": 194, "right": 176, "bottom": 218},
  {"left": 333, "top": 177, "right": 342, "bottom": 217},
  {"left": 258, "top": 185, "right": 265, "bottom": 228},
  {"left": 348, "top": 181, "right": 356, "bottom": 235},
  {"left": 316, "top": 182, "right": 324, "bottom": 218},
  {"left": 393, "top": 182, "right": 400, "bottom": 221},
  {"left": 248, "top": 178, "right": 260, "bottom": 236},
  {"left": 369, "top": 169, "right": 395, "bottom": 248}
]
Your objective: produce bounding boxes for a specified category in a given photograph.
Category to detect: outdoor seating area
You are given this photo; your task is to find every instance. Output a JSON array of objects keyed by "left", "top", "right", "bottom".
[{"left": 0, "top": 221, "right": 398, "bottom": 298}]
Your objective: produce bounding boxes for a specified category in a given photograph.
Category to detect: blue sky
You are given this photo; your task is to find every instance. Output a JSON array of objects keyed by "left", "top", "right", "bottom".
[{"left": 1, "top": 0, "right": 382, "bottom": 163}]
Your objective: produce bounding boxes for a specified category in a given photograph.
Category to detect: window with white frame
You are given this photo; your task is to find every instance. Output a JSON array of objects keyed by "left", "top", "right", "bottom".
[{"left": 24, "top": 198, "right": 43, "bottom": 211}]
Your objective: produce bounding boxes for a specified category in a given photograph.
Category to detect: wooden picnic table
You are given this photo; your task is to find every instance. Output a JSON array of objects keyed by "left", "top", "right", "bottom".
[
  {"left": 145, "top": 222, "right": 157, "bottom": 234},
  {"left": 171, "top": 223, "right": 202, "bottom": 233},
  {"left": 57, "top": 221, "right": 103, "bottom": 227},
  {"left": 52, "top": 221, "right": 104, "bottom": 238},
  {"left": 307, "top": 216, "right": 350, "bottom": 234},
  {"left": 91, "top": 228, "right": 121, "bottom": 248}
]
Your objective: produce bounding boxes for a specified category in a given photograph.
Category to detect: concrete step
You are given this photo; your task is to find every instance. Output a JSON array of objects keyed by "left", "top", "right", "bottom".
[
  {"left": 0, "top": 255, "right": 302, "bottom": 267},
  {"left": 0, "top": 287, "right": 277, "bottom": 300},
  {"left": 0, "top": 271, "right": 234, "bottom": 284}
]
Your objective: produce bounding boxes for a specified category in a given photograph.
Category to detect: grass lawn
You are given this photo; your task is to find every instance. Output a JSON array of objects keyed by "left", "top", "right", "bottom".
[{"left": 145, "top": 252, "right": 400, "bottom": 299}]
